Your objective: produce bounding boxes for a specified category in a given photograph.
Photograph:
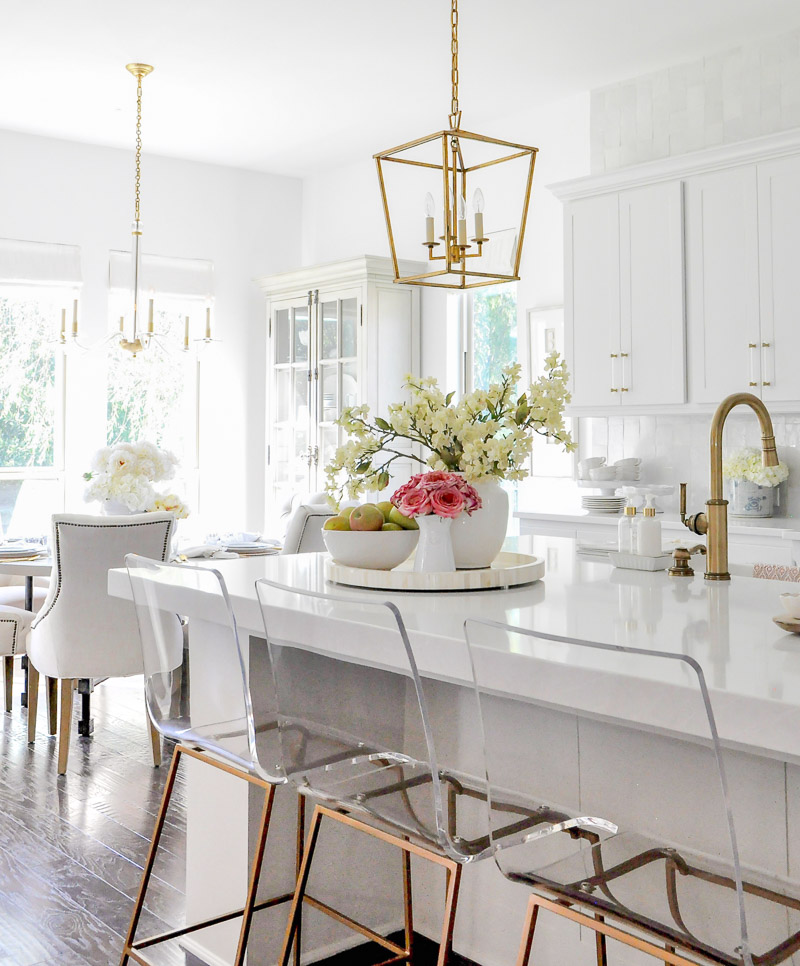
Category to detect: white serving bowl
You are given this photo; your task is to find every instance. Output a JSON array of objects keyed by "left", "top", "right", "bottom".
[
  {"left": 589, "top": 467, "right": 618, "bottom": 481},
  {"left": 322, "top": 528, "right": 419, "bottom": 570},
  {"left": 779, "top": 593, "right": 800, "bottom": 620}
]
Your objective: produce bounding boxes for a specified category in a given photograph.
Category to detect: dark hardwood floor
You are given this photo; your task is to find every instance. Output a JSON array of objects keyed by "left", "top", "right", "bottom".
[{"left": 0, "top": 673, "right": 478, "bottom": 966}]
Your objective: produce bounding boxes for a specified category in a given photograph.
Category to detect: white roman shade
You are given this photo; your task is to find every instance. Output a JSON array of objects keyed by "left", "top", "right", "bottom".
[
  {"left": 109, "top": 251, "right": 214, "bottom": 299},
  {"left": 0, "top": 238, "right": 82, "bottom": 287}
]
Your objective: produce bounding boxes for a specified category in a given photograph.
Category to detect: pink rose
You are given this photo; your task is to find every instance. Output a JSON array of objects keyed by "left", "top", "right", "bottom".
[
  {"left": 396, "top": 487, "right": 433, "bottom": 518},
  {"left": 418, "top": 470, "right": 453, "bottom": 489},
  {"left": 429, "top": 485, "right": 466, "bottom": 518}
]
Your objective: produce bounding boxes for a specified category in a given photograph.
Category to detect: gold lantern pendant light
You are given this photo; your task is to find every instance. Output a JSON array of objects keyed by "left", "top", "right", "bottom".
[
  {"left": 120, "top": 63, "right": 154, "bottom": 355},
  {"left": 374, "top": 0, "right": 538, "bottom": 289}
]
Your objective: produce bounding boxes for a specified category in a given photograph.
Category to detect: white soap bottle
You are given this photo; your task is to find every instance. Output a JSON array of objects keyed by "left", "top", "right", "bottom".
[
  {"left": 637, "top": 495, "right": 662, "bottom": 556},
  {"left": 618, "top": 504, "right": 637, "bottom": 553}
]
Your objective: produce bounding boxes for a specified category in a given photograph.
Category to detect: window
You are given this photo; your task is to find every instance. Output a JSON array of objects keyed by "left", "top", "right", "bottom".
[
  {"left": 469, "top": 283, "right": 518, "bottom": 391},
  {"left": 0, "top": 285, "right": 66, "bottom": 534}
]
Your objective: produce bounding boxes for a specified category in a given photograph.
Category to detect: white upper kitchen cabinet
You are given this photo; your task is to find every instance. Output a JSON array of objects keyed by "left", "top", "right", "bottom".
[
  {"left": 685, "top": 165, "right": 761, "bottom": 403},
  {"left": 757, "top": 155, "right": 800, "bottom": 404},
  {"left": 257, "top": 256, "right": 421, "bottom": 514},
  {"left": 564, "top": 181, "right": 684, "bottom": 410},
  {"left": 564, "top": 193, "right": 619, "bottom": 408}
]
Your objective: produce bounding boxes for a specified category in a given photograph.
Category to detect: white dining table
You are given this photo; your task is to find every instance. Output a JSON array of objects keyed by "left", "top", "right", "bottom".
[{"left": 106, "top": 536, "right": 800, "bottom": 966}]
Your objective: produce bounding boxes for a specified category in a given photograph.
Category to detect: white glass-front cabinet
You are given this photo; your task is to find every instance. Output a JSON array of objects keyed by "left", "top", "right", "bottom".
[
  {"left": 565, "top": 180, "right": 685, "bottom": 410},
  {"left": 257, "top": 256, "right": 421, "bottom": 514}
]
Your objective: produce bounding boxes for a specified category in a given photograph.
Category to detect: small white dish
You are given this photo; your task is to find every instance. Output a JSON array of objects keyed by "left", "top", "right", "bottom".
[
  {"left": 589, "top": 467, "right": 618, "bottom": 481},
  {"left": 779, "top": 593, "right": 800, "bottom": 620},
  {"left": 578, "top": 458, "right": 606, "bottom": 477},
  {"left": 610, "top": 551, "right": 672, "bottom": 572}
]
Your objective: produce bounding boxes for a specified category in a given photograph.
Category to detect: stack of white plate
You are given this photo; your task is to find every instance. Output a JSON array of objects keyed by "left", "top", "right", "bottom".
[
  {"left": 0, "top": 543, "right": 46, "bottom": 560},
  {"left": 224, "top": 541, "right": 281, "bottom": 556},
  {"left": 581, "top": 495, "right": 627, "bottom": 514}
]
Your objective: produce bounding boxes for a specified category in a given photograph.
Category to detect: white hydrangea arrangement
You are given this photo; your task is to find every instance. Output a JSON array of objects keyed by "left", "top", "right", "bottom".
[
  {"left": 83, "top": 441, "right": 190, "bottom": 517},
  {"left": 722, "top": 447, "right": 789, "bottom": 488},
  {"left": 325, "top": 354, "right": 575, "bottom": 504}
]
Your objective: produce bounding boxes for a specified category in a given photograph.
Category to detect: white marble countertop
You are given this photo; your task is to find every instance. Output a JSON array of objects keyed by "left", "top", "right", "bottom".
[{"left": 109, "top": 535, "right": 800, "bottom": 762}]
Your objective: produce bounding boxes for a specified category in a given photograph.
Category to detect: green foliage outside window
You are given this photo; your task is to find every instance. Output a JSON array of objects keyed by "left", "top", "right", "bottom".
[
  {"left": 472, "top": 284, "right": 517, "bottom": 390},
  {"left": 0, "top": 293, "right": 55, "bottom": 468}
]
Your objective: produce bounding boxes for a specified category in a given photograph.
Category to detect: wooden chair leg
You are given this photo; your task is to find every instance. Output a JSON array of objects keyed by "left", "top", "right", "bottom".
[
  {"left": 148, "top": 716, "right": 161, "bottom": 768},
  {"left": 233, "top": 783, "right": 277, "bottom": 965},
  {"left": 57, "top": 679, "right": 74, "bottom": 776},
  {"left": 515, "top": 894, "right": 540, "bottom": 966},
  {"left": 26, "top": 661, "right": 40, "bottom": 744},
  {"left": 3, "top": 656, "right": 13, "bottom": 712},
  {"left": 119, "top": 745, "right": 184, "bottom": 966},
  {"left": 435, "top": 863, "right": 462, "bottom": 966},
  {"left": 45, "top": 676, "right": 57, "bottom": 734},
  {"left": 278, "top": 804, "right": 324, "bottom": 966}
]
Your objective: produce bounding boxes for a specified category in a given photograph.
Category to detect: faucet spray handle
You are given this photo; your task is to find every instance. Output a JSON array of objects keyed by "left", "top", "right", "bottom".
[{"left": 679, "top": 482, "right": 687, "bottom": 523}]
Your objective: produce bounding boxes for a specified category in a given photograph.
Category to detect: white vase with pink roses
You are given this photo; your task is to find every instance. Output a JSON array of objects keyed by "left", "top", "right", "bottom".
[{"left": 391, "top": 471, "right": 481, "bottom": 573}]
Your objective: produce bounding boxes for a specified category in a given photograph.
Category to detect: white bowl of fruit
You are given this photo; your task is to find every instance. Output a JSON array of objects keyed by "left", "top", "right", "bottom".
[{"left": 322, "top": 501, "right": 419, "bottom": 570}]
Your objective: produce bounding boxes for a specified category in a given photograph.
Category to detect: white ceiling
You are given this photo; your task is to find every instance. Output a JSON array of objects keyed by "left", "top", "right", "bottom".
[{"left": 4, "top": 0, "right": 800, "bottom": 177}]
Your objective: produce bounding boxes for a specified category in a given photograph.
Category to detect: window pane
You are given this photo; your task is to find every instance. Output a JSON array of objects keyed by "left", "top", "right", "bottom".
[
  {"left": 0, "top": 478, "right": 61, "bottom": 537},
  {"left": 342, "top": 360, "right": 358, "bottom": 410},
  {"left": 276, "top": 369, "right": 291, "bottom": 423},
  {"left": 0, "top": 289, "right": 56, "bottom": 468},
  {"left": 293, "top": 307, "right": 309, "bottom": 363},
  {"left": 471, "top": 283, "right": 517, "bottom": 390},
  {"left": 342, "top": 298, "right": 357, "bottom": 357},
  {"left": 320, "top": 364, "right": 338, "bottom": 423},
  {"left": 275, "top": 309, "right": 290, "bottom": 364},
  {"left": 321, "top": 301, "right": 338, "bottom": 360},
  {"left": 107, "top": 300, "right": 195, "bottom": 464}
]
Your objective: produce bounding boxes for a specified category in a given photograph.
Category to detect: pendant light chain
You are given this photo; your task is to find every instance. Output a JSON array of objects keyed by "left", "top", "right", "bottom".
[
  {"left": 134, "top": 75, "right": 143, "bottom": 222},
  {"left": 450, "top": 0, "right": 461, "bottom": 128}
]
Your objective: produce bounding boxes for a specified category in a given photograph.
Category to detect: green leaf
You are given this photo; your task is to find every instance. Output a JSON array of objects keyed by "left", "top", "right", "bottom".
[
  {"left": 445, "top": 391, "right": 455, "bottom": 406},
  {"left": 376, "top": 471, "right": 390, "bottom": 491},
  {"left": 374, "top": 417, "right": 391, "bottom": 432},
  {"left": 355, "top": 460, "right": 372, "bottom": 473}
]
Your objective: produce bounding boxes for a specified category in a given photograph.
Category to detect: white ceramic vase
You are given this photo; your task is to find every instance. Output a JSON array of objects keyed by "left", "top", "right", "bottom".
[
  {"left": 101, "top": 499, "right": 138, "bottom": 515},
  {"left": 450, "top": 476, "right": 509, "bottom": 569},
  {"left": 727, "top": 479, "right": 774, "bottom": 518},
  {"left": 413, "top": 515, "right": 455, "bottom": 573}
]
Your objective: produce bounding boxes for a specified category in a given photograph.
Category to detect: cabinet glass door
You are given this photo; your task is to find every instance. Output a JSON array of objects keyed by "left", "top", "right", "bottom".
[
  {"left": 271, "top": 301, "right": 312, "bottom": 509},
  {"left": 316, "top": 296, "right": 359, "bottom": 471}
]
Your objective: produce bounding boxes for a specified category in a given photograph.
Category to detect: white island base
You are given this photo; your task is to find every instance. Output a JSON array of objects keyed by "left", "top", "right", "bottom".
[{"left": 109, "top": 537, "right": 800, "bottom": 966}]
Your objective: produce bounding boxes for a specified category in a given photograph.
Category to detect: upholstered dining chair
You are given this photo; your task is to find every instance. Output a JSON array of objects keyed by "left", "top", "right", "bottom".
[
  {"left": 26, "top": 512, "right": 175, "bottom": 775},
  {"left": 280, "top": 503, "right": 335, "bottom": 555},
  {"left": 463, "top": 618, "right": 800, "bottom": 966},
  {"left": 0, "top": 605, "right": 34, "bottom": 712}
]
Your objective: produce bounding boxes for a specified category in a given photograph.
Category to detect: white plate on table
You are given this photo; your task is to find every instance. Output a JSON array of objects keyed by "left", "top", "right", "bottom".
[{"left": 224, "top": 542, "right": 281, "bottom": 556}]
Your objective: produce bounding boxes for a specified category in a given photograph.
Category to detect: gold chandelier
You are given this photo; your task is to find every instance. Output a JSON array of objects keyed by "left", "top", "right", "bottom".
[{"left": 374, "top": 0, "right": 538, "bottom": 289}]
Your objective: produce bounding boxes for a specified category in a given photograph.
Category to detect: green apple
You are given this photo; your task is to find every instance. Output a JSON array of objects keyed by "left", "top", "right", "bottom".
[
  {"left": 377, "top": 501, "right": 395, "bottom": 522},
  {"left": 388, "top": 507, "right": 419, "bottom": 530},
  {"left": 350, "top": 503, "right": 384, "bottom": 532},
  {"left": 323, "top": 515, "right": 351, "bottom": 531},
  {"left": 381, "top": 522, "right": 403, "bottom": 531},
  {"left": 338, "top": 505, "right": 357, "bottom": 520}
]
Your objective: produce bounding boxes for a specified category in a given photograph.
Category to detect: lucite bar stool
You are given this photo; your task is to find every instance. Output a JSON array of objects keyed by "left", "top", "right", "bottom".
[
  {"left": 120, "top": 555, "right": 300, "bottom": 966},
  {"left": 255, "top": 579, "right": 593, "bottom": 966},
  {"left": 464, "top": 618, "right": 800, "bottom": 966}
]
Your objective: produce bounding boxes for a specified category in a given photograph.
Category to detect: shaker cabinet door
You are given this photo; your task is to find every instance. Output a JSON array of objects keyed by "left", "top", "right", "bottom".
[
  {"left": 757, "top": 156, "right": 800, "bottom": 404},
  {"left": 565, "top": 194, "right": 620, "bottom": 408},
  {"left": 618, "top": 181, "right": 685, "bottom": 406},
  {"left": 685, "top": 165, "right": 760, "bottom": 402}
]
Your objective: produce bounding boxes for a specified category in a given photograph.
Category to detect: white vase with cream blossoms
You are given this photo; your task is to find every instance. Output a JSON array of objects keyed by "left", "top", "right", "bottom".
[
  {"left": 325, "top": 355, "right": 574, "bottom": 567},
  {"left": 83, "top": 441, "right": 190, "bottom": 517},
  {"left": 722, "top": 447, "right": 789, "bottom": 519}
]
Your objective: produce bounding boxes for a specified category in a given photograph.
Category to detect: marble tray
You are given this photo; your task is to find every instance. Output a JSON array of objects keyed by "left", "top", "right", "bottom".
[{"left": 324, "top": 551, "right": 544, "bottom": 592}]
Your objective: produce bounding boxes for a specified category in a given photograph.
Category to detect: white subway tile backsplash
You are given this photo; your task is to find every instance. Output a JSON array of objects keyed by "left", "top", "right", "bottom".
[
  {"left": 578, "top": 413, "right": 800, "bottom": 517},
  {"left": 591, "top": 28, "right": 800, "bottom": 173}
]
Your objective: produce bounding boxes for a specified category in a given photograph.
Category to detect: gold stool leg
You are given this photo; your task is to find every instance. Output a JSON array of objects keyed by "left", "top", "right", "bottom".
[
  {"left": 435, "top": 862, "right": 461, "bottom": 966},
  {"left": 403, "top": 840, "right": 414, "bottom": 962},
  {"left": 293, "top": 794, "right": 306, "bottom": 966},
  {"left": 279, "top": 803, "right": 324, "bottom": 966},
  {"left": 119, "top": 744, "right": 183, "bottom": 966},
  {"left": 232, "top": 781, "right": 276, "bottom": 965},
  {"left": 515, "top": 894, "right": 540, "bottom": 966}
]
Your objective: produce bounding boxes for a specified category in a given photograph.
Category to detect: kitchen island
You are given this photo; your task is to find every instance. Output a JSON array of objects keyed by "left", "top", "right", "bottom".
[{"left": 109, "top": 536, "right": 800, "bottom": 966}]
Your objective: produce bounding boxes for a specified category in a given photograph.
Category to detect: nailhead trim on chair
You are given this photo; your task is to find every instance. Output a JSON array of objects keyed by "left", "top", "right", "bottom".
[
  {"left": 0, "top": 619, "right": 20, "bottom": 655},
  {"left": 34, "top": 519, "right": 173, "bottom": 627},
  {"left": 297, "top": 511, "right": 333, "bottom": 549}
]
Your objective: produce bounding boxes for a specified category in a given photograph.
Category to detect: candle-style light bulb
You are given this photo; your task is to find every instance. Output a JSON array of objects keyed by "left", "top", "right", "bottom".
[
  {"left": 119, "top": 316, "right": 125, "bottom": 333},
  {"left": 147, "top": 297, "right": 154, "bottom": 334},
  {"left": 424, "top": 192, "right": 436, "bottom": 244},
  {"left": 205, "top": 306, "right": 212, "bottom": 340},
  {"left": 473, "top": 187, "right": 485, "bottom": 240},
  {"left": 184, "top": 315, "right": 190, "bottom": 350},
  {"left": 457, "top": 194, "right": 467, "bottom": 247},
  {"left": 60, "top": 308, "right": 66, "bottom": 343},
  {"left": 72, "top": 299, "right": 79, "bottom": 337}
]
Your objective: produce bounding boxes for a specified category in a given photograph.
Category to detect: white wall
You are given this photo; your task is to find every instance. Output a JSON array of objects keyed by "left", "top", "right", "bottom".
[
  {"left": 0, "top": 129, "right": 303, "bottom": 532},
  {"left": 301, "top": 94, "right": 591, "bottom": 388}
]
